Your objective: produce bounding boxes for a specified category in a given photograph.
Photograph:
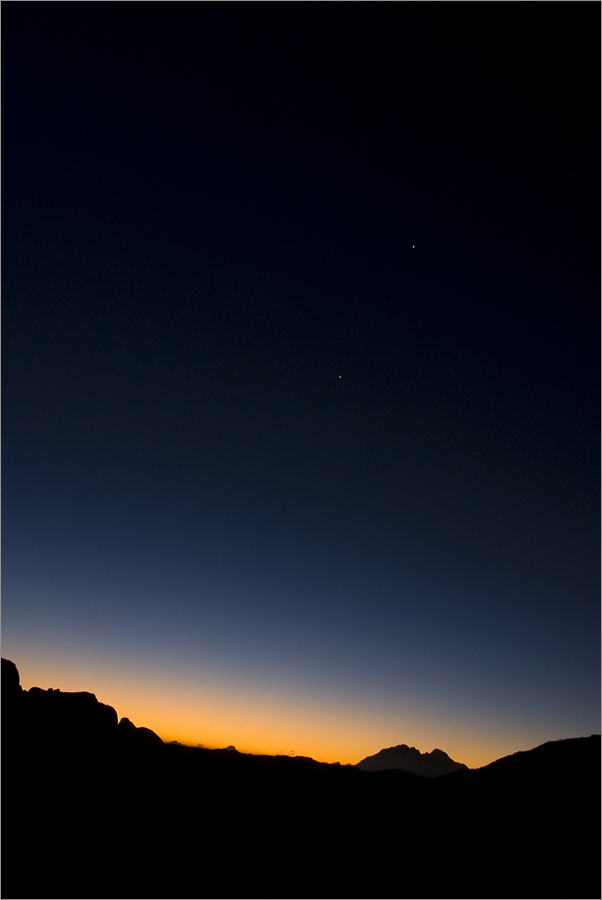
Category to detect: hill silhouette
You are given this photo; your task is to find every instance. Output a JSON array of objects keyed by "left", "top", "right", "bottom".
[
  {"left": 2, "top": 659, "right": 600, "bottom": 899},
  {"left": 357, "top": 743, "right": 468, "bottom": 776}
]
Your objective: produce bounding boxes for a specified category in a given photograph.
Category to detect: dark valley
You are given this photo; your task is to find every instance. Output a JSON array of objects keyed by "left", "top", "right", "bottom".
[{"left": 2, "top": 659, "right": 600, "bottom": 900}]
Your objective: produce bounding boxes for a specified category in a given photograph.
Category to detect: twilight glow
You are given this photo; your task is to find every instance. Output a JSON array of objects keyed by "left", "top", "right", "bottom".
[{"left": 3, "top": 2, "right": 599, "bottom": 773}]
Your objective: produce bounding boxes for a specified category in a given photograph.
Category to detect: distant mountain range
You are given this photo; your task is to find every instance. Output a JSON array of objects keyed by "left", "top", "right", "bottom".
[
  {"left": 3, "top": 658, "right": 599, "bottom": 900},
  {"left": 356, "top": 743, "right": 468, "bottom": 776}
]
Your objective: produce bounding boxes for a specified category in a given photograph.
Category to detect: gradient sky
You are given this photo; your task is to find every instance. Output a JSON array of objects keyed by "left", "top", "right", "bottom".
[{"left": 3, "top": 3, "right": 599, "bottom": 768}]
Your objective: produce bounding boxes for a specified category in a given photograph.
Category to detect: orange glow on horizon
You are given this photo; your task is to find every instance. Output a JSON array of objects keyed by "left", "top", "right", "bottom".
[{"left": 4, "top": 641, "right": 579, "bottom": 770}]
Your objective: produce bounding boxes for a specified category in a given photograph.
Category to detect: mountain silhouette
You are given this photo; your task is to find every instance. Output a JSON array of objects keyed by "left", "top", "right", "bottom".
[
  {"left": 2, "top": 659, "right": 599, "bottom": 900},
  {"left": 356, "top": 743, "right": 468, "bottom": 776},
  {"left": 2, "top": 657, "right": 162, "bottom": 751}
]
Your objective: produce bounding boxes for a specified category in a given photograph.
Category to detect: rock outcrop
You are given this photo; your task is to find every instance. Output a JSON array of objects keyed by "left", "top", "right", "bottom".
[
  {"left": 2, "top": 657, "right": 161, "bottom": 752},
  {"left": 2, "top": 657, "right": 22, "bottom": 695}
]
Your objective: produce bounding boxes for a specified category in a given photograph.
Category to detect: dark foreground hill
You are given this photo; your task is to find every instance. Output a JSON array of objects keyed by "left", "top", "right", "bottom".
[
  {"left": 2, "top": 659, "right": 600, "bottom": 900},
  {"left": 356, "top": 743, "right": 468, "bottom": 776}
]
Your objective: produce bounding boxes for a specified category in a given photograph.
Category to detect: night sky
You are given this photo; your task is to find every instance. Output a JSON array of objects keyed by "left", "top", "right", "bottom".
[{"left": 3, "top": 3, "right": 599, "bottom": 766}]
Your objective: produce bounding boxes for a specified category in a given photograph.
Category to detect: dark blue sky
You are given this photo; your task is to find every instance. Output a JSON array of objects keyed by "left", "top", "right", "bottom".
[{"left": 3, "top": 2, "right": 599, "bottom": 764}]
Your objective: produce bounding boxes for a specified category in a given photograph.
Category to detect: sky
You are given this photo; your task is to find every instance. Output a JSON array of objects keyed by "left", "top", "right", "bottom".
[{"left": 3, "top": 3, "right": 599, "bottom": 768}]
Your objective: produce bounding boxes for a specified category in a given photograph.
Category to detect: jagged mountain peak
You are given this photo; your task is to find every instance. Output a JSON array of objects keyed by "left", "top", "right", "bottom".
[{"left": 356, "top": 742, "right": 468, "bottom": 776}]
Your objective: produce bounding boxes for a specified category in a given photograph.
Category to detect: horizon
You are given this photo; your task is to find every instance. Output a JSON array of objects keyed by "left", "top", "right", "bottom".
[
  {"left": 3, "top": 5, "right": 599, "bottom": 776},
  {"left": 5, "top": 653, "right": 598, "bottom": 770}
]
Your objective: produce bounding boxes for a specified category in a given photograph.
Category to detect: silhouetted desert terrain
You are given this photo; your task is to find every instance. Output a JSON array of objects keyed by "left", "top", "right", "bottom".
[{"left": 2, "top": 659, "right": 600, "bottom": 899}]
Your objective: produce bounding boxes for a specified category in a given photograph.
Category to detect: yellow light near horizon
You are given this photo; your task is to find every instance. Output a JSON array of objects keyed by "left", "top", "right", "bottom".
[{"left": 5, "top": 641, "right": 564, "bottom": 770}]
